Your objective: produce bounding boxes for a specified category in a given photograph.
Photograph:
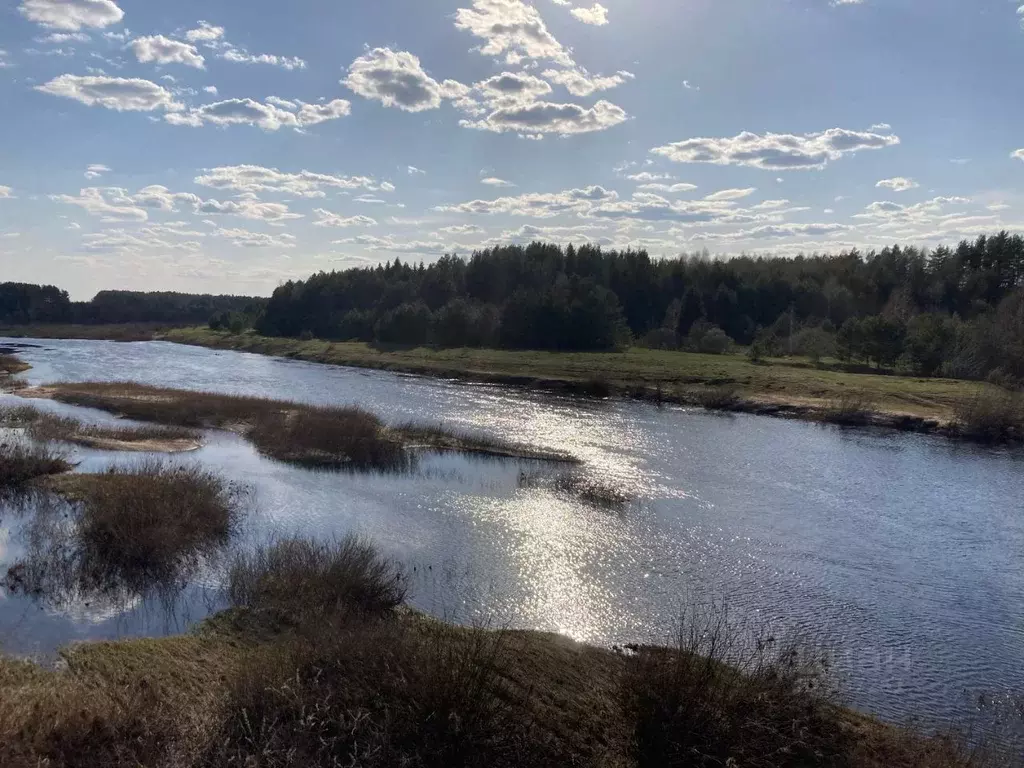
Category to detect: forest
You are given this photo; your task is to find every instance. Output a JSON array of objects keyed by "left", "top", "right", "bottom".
[
  {"left": 0, "top": 286, "right": 263, "bottom": 327},
  {"left": 4, "top": 230, "right": 1024, "bottom": 387},
  {"left": 257, "top": 233, "right": 1024, "bottom": 386}
]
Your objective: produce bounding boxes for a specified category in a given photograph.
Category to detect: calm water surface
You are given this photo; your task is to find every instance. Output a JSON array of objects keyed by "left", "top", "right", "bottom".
[{"left": 1, "top": 338, "right": 1022, "bottom": 729}]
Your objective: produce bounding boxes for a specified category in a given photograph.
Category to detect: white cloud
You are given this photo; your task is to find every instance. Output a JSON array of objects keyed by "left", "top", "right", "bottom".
[
  {"left": 203, "top": 85, "right": 218, "bottom": 95},
  {"left": 36, "top": 74, "right": 182, "bottom": 111},
  {"left": 637, "top": 183, "right": 698, "bottom": 193},
  {"left": 438, "top": 224, "right": 485, "bottom": 235},
  {"left": 313, "top": 209, "right": 378, "bottom": 227},
  {"left": 219, "top": 49, "right": 306, "bottom": 71},
  {"left": 194, "top": 165, "right": 378, "bottom": 198},
  {"left": 344, "top": 48, "right": 464, "bottom": 112},
  {"left": 408, "top": 166, "right": 426, "bottom": 175},
  {"left": 0, "top": 186, "right": 13, "bottom": 199},
  {"left": 461, "top": 99, "right": 627, "bottom": 137},
  {"left": 185, "top": 21, "right": 224, "bottom": 43},
  {"left": 130, "top": 185, "right": 201, "bottom": 212},
  {"left": 196, "top": 196, "right": 303, "bottom": 222},
  {"left": 19, "top": 0, "right": 124, "bottom": 31},
  {"left": 627, "top": 172, "right": 674, "bottom": 182},
  {"left": 570, "top": 3, "right": 609, "bottom": 25},
  {"left": 215, "top": 228, "right": 297, "bottom": 248},
  {"left": 541, "top": 67, "right": 634, "bottom": 97},
  {"left": 84, "top": 163, "right": 111, "bottom": 179},
  {"left": 651, "top": 127, "right": 900, "bottom": 170},
  {"left": 166, "top": 97, "right": 350, "bottom": 131},
  {"left": 704, "top": 187, "right": 757, "bottom": 201},
  {"left": 476, "top": 71, "right": 553, "bottom": 105},
  {"left": 0, "top": 50, "right": 9, "bottom": 68},
  {"left": 132, "top": 35, "right": 205, "bottom": 69},
  {"left": 1012, "top": 149, "right": 1024, "bottom": 162},
  {"left": 39, "top": 31, "right": 91, "bottom": 43},
  {"left": 876, "top": 176, "right": 919, "bottom": 192},
  {"left": 331, "top": 234, "right": 453, "bottom": 255},
  {"left": 455, "top": 0, "right": 573, "bottom": 66},
  {"left": 698, "top": 222, "right": 852, "bottom": 241},
  {"left": 751, "top": 199, "right": 790, "bottom": 210},
  {"left": 51, "top": 187, "right": 148, "bottom": 222},
  {"left": 481, "top": 177, "right": 516, "bottom": 187},
  {"left": 436, "top": 185, "right": 618, "bottom": 217}
]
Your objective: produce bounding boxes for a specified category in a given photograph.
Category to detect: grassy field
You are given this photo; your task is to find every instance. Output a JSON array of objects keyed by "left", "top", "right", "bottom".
[{"left": 162, "top": 328, "right": 1000, "bottom": 424}]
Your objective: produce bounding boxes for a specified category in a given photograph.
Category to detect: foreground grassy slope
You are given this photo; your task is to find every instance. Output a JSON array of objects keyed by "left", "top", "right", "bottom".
[
  {"left": 0, "top": 613, "right": 990, "bottom": 768},
  {"left": 164, "top": 328, "right": 996, "bottom": 423}
]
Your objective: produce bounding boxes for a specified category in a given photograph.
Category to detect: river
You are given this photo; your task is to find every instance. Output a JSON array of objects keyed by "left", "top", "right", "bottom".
[{"left": 1, "top": 337, "right": 1021, "bottom": 731}]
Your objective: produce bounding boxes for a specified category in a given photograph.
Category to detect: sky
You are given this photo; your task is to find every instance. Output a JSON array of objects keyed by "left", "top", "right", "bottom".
[{"left": 1, "top": 0, "right": 1023, "bottom": 299}]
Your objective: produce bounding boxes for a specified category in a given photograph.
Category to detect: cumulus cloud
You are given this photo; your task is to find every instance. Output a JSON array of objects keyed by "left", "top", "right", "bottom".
[
  {"left": 637, "top": 182, "right": 698, "bottom": 193},
  {"left": 19, "top": 0, "right": 123, "bottom": 31},
  {"left": 461, "top": 99, "right": 627, "bottom": 137},
  {"left": 476, "top": 72, "right": 552, "bottom": 106},
  {"left": 312, "top": 209, "right": 378, "bottom": 227},
  {"left": 541, "top": 67, "right": 634, "bottom": 97},
  {"left": 438, "top": 224, "right": 485, "bottom": 235},
  {"left": 876, "top": 176, "right": 919, "bottom": 192},
  {"left": 570, "top": 3, "right": 609, "bottom": 25},
  {"left": 215, "top": 228, "right": 297, "bottom": 248},
  {"left": 704, "top": 187, "right": 757, "bottom": 201},
  {"left": 130, "top": 185, "right": 201, "bottom": 212},
  {"left": 331, "top": 234, "right": 453, "bottom": 255},
  {"left": 194, "top": 165, "right": 378, "bottom": 198},
  {"left": 455, "top": 0, "right": 573, "bottom": 66},
  {"left": 51, "top": 187, "right": 148, "bottom": 222},
  {"left": 185, "top": 21, "right": 224, "bottom": 43},
  {"left": 481, "top": 177, "right": 516, "bottom": 187},
  {"left": 219, "top": 49, "right": 306, "bottom": 70},
  {"left": 408, "top": 166, "right": 426, "bottom": 175},
  {"left": 0, "top": 186, "right": 13, "bottom": 199},
  {"left": 436, "top": 185, "right": 618, "bottom": 217},
  {"left": 196, "top": 196, "right": 303, "bottom": 222},
  {"left": 166, "top": 97, "right": 350, "bottom": 131},
  {"left": 697, "top": 223, "right": 851, "bottom": 241},
  {"left": 344, "top": 48, "right": 465, "bottom": 112},
  {"left": 36, "top": 74, "right": 182, "bottom": 111},
  {"left": 1012, "top": 149, "right": 1024, "bottom": 162},
  {"left": 651, "top": 127, "right": 900, "bottom": 170},
  {"left": 132, "top": 35, "right": 205, "bottom": 69}
]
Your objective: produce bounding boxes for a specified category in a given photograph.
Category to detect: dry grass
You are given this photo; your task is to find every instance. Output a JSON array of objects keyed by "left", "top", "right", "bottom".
[
  {"left": 952, "top": 390, "right": 1024, "bottom": 442},
  {"left": 0, "top": 353, "right": 31, "bottom": 375},
  {"left": 43, "top": 460, "right": 244, "bottom": 584},
  {"left": 25, "top": 382, "right": 568, "bottom": 467},
  {"left": 1, "top": 404, "right": 200, "bottom": 451},
  {"left": 688, "top": 385, "right": 742, "bottom": 410},
  {"left": 0, "top": 440, "right": 70, "bottom": 487},
  {"left": 0, "top": 534, "right": 1016, "bottom": 767},
  {"left": 228, "top": 535, "right": 408, "bottom": 623},
  {"left": 820, "top": 394, "right": 876, "bottom": 426},
  {"left": 553, "top": 472, "right": 632, "bottom": 508}
]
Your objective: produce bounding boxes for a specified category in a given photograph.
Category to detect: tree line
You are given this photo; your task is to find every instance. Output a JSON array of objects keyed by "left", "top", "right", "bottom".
[
  {"left": 256, "top": 234, "right": 1024, "bottom": 385},
  {"left": 0, "top": 286, "right": 264, "bottom": 327}
]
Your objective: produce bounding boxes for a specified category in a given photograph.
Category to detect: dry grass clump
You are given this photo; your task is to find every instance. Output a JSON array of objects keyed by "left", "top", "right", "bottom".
[
  {"left": 0, "top": 353, "right": 30, "bottom": 375},
  {"left": 57, "top": 460, "right": 243, "bottom": 582},
  {"left": 228, "top": 535, "right": 407, "bottom": 623},
  {"left": 621, "top": 608, "right": 848, "bottom": 768},
  {"left": 553, "top": 472, "right": 631, "bottom": 508},
  {"left": 1, "top": 404, "right": 200, "bottom": 449},
  {"left": 248, "top": 407, "right": 407, "bottom": 470},
  {"left": 396, "top": 421, "right": 573, "bottom": 462},
  {"left": 0, "top": 441, "right": 70, "bottom": 487},
  {"left": 952, "top": 390, "right": 1024, "bottom": 442},
  {"left": 689, "top": 385, "right": 742, "bottom": 410},
  {"left": 821, "top": 393, "right": 876, "bottom": 426},
  {"left": 200, "top": 620, "right": 569, "bottom": 768},
  {"left": 43, "top": 381, "right": 286, "bottom": 429}
]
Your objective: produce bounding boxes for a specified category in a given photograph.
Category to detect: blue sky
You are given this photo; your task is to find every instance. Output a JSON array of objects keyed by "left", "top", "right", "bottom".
[{"left": 1, "top": 0, "right": 1023, "bottom": 299}]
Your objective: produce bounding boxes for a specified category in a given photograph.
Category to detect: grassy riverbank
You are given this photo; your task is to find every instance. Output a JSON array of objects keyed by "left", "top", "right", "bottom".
[
  {"left": 0, "top": 534, "right": 1004, "bottom": 768},
  {"left": 161, "top": 328, "right": 1007, "bottom": 427}
]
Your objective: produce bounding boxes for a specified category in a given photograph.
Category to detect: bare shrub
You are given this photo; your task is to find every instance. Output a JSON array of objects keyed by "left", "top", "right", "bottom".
[
  {"left": 228, "top": 535, "right": 407, "bottom": 623},
  {"left": 952, "top": 390, "right": 1024, "bottom": 442}
]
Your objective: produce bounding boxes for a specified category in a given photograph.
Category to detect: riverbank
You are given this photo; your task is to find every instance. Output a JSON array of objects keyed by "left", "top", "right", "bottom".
[
  {"left": 160, "top": 328, "right": 1020, "bottom": 439},
  {"left": 2, "top": 325, "right": 1020, "bottom": 440},
  {"left": 0, "top": 597, "right": 988, "bottom": 767}
]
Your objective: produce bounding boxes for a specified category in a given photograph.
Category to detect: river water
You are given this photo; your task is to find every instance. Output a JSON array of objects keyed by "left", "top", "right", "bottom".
[{"left": 0, "top": 337, "right": 1021, "bottom": 730}]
